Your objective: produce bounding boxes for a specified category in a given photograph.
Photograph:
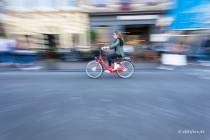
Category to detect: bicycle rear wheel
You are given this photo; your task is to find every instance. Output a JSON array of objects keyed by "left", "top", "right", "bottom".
[
  {"left": 85, "top": 60, "right": 103, "bottom": 78},
  {"left": 117, "top": 61, "right": 134, "bottom": 78}
]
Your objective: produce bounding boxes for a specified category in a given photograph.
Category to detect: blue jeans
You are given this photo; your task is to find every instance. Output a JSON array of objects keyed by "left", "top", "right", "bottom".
[{"left": 107, "top": 53, "right": 122, "bottom": 66}]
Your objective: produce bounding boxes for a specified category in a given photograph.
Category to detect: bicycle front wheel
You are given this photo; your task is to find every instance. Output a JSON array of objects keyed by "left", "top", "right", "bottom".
[
  {"left": 117, "top": 61, "right": 134, "bottom": 78},
  {"left": 85, "top": 60, "right": 103, "bottom": 79}
]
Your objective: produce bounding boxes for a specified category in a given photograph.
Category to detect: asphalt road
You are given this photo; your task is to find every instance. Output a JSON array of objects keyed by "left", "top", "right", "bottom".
[{"left": 0, "top": 71, "right": 210, "bottom": 140}]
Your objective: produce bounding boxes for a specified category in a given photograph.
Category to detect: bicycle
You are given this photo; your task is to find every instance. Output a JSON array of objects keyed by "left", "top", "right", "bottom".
[{"left": 85, "top": 47, "right": 135, "bottom": 79}]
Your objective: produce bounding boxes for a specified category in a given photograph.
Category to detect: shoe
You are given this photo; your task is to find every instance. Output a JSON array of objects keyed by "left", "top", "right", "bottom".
[
  {"left": 92, "top": 67, "right": 96, "bottom": 71},
  {"left": 113, "top": 63, "right": 120, "bottom": 71},
  {"left": 104, "top": 70, "right": 110, "bottom": 73}
]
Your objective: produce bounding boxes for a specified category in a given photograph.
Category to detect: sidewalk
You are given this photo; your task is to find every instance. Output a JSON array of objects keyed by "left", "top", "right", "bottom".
[
  {"left": 36, "top": 60, "right": 210, "bottom": 70},
  {"left": 42, "top": 60, "right": 161, "bottom": 70},
  {"left": 0, "top": 60, "right": 210, "bottom": 71}
]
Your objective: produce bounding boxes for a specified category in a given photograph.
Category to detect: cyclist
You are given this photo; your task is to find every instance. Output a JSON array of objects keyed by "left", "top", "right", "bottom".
[{"left": 102, "top": 31, "right": 125, "bottom": 72}]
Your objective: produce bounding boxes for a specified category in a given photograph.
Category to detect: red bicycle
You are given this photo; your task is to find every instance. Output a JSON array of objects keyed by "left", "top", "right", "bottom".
[{"left": 85, "top": 47, "right": 135, "bottom": 78}]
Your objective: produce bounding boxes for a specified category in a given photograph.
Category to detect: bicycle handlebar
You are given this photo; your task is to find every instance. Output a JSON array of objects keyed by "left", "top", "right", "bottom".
[
  {"left": 99, "top": 46, "right": 109, "bottom": 55},
  {"left": 101, "top": 46, "right": 109, "bottom": 50}
]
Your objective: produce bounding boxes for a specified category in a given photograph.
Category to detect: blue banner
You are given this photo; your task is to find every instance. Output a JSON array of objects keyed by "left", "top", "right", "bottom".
[{"left": 168, "top": 0, "right": 210, "bottom": 30}]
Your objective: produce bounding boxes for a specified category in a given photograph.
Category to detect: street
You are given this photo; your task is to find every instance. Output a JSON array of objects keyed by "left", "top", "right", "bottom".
[{"left": 0, "top": 71, "right": 210, "bottom": 140}]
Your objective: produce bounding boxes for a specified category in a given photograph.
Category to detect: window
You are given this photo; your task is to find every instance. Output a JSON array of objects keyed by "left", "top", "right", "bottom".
[
  {"left": 92, "top": 0, "right": 108, "bottom": 5},
  {"left": 58, "top": 0, "right": 77, "bottom": 7},
  {"left": 7, "top": 0, "right": 30, "bottom": 8},
  {"left": 119, "top": 0, "right": 131, "bottom": 3},
  {"left": 32, "top": 0, "right": 55, "bottom": 8},
  {"left": 44, "top": 0, "right": 55, "bottom": 8},
  {"left": 95, "top": 27, "right": 109, "bottom": 43},
  {"left": 119, "top": 0, "right": 131, "bottom": 10},
  {"left": 72, "top": 34, "right": 79, "bottom": 47},
  {"left": 67, "top": 0, "right": 77, "bottom": 7}
]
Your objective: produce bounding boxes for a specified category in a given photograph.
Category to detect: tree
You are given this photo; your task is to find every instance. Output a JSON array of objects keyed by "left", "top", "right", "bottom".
[{"left": 87, "top": 29, "right": 97, "bottom": 42}]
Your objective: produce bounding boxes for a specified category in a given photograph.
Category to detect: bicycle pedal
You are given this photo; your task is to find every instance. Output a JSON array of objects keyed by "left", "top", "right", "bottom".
[{"left": 92, "top": 67, "right": 96, "bottom": 71}]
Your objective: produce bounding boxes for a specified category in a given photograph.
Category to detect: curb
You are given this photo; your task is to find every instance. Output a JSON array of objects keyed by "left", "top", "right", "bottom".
[{"left": 0, "top": 68, "right": 209, "bottom": 73}]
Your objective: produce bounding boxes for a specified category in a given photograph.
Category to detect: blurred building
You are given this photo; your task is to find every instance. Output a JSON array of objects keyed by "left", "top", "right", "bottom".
[
  {"left": 84, "top": 0, "right": 174, "bottom": 45},
  {"left": 0, "top": 0, "right": 90, "bottom": 51},
  {"left": 163, "top": 0, "right": 210, "bottom": 60},
  {"left": 0, "top": 0, "right": 5, "bottom": 37}
]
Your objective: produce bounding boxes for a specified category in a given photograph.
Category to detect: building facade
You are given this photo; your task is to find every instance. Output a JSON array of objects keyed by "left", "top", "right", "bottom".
[
  {"left": 0, "top": 0, "right": 90, "bottom": 50},
  {"left": 85, "top": 0, "right": 174, "bottom": 45}
]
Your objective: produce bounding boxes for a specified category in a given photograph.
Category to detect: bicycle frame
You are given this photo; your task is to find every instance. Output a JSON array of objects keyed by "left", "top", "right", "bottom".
[{"left": 95, "top": 49, "right": 125, "bottom": 73}]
